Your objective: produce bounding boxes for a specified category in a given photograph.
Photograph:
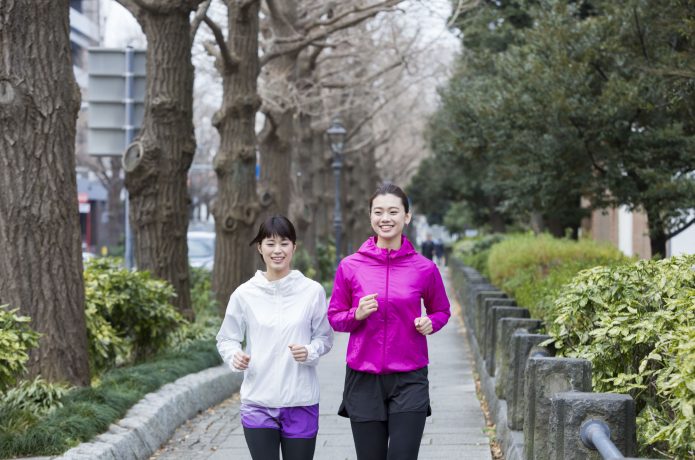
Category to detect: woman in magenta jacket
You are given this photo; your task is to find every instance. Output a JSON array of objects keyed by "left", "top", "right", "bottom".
[{"left": 328, "top": 183, "right": 451, "bottom": 460}]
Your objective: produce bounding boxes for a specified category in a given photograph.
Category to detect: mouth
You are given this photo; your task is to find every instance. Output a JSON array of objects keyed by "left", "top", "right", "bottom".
[
  {"left": 379, "top": 225, "right": 394, "bottom": 231},
  {"left": 270, "top": 257, "right": 285, "bottom": 263}
]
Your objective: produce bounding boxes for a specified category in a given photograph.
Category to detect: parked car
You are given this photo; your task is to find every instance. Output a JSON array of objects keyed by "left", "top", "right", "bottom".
[{"left": 187, "top": 231, "right": 215, "bottom": 270}]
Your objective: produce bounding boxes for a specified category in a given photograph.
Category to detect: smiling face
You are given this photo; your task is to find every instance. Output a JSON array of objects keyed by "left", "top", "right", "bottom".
[
  {"left": 258, "top": 235, "right": 296, "bottom": 280},
  {"left": 370, "top": 193, "right": 412, "bottom": 249}
]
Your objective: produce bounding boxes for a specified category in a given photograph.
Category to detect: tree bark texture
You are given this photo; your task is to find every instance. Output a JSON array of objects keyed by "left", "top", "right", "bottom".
[
  {"left": 257, "top": 0, "right": 300, "bottom": 219},
  {"left": 211, "top": 1, "right": 262, "bottom": 311},
  {"left": 0, "top": 0, "right": 90, "bottom": 385},
  {"left": 121, "top": 4, "right": 201, "bottom": 319},
  {"left": 103, "top": 157, "right": 125, "bottom": 248}
]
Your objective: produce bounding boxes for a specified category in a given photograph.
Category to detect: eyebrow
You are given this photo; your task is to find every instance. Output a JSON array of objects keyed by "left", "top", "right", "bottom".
[{"left": 373, "top": 206, "right": 401, "bottom": 211}]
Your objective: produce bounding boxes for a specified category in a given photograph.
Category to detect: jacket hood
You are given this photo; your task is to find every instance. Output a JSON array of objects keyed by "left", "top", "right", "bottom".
[
  {"left": 356, "top": 235, "right": 417, "bottom": 261},
  {"left": 248, "top": 269, "right": 305, "bottom": 295}
]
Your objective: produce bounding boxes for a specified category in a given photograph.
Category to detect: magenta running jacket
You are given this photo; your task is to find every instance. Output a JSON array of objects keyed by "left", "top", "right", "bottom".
[{"left": 328, "top": 236, "right": 451, "bottom": 374}]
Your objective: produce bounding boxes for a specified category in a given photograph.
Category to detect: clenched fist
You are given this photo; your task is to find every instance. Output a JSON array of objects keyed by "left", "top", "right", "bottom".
[
  {"left": 355, "top": 293, "right": 379, "bottom": 320},
  {"left": 233, "top": 351, "right": 251, "bottom": 370},
  {"left": 414, "top": 316, "right": 433, "bottom": 335},
  {"left": 288, "top": 344, "right": 308, "bottom": 362}
]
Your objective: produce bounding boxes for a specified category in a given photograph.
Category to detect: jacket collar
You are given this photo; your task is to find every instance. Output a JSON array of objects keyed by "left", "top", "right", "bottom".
[
  {"left": 357, "top": 235, "right": 416, "bottom": 261},
  {"left": 249, "top": 269, "right": 304, "bottom": 295}
]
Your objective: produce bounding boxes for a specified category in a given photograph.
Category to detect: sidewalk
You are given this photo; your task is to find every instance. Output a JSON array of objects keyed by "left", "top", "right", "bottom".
[{"left": 150, "top": 268, "right": 492, "bottom": 460}]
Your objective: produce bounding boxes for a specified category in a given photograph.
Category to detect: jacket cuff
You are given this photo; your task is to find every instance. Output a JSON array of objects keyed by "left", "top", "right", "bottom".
[{"left": 300, "top": 344, "right": 319, "bottom": 366}]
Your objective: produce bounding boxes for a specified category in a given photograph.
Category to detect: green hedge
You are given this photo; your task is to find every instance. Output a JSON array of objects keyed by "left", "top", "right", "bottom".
[
  {"left": 486, "top": 233, "right": 627, "bottom": 321},
  {"left": 451, "top": 234, "right": 506, "bottom": 277},
  {"left": 0, "top": 339, "right": 221, "bottom": 458},
  {"left": 548, "top": 256, "right": 695, "bottom": 459}
]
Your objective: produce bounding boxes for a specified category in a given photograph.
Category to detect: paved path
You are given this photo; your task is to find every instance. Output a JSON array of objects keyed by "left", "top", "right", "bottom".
[{"left": 151, "top": 269, "right": 492, "bottom": 460}]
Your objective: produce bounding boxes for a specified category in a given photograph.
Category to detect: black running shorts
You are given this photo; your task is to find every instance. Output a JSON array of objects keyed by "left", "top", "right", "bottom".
[{"left": 338, "top": 365, "right": 431, "bottom": 422}]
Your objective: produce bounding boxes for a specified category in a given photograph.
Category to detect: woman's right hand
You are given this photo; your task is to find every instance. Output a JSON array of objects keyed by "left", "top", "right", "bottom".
[
  {"left": 233, "top": 351, "right": 251, "bottom": 370},
  {"left": 355, "top": 293, "right": 379, "bottom": 320}
]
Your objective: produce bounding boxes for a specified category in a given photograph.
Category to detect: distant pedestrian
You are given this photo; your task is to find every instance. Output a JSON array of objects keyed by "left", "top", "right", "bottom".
[
  {"left": 217, "top": 215, "right": 334, "bottom": 460},
  {"left": 421, "top": 234, "right": 434, "bottom": 260},
  {"left": 328, "top": 183, "right": 451, "bottom": 460},
  {"left": 434, "top": 238, "right": 444, "bottom": 266}
]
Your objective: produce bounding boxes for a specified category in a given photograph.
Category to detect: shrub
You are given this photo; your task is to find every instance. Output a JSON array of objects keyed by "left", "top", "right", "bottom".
[
  {"left": 316, "top": 240, "right": 336, "bottom": 284},
  {"left": 548, "top": 255, "right": 695, "bottom": 459},
  {"left": 0, "top": 305, "right": 40, "bottom": 393},
  {"left": 452, "top": 234, "right": 506, "bottom": 277},
  {"left": 168, "top": 267, "right": 220, "bottom": 349},
  {"left": 487, "top": 233, "right": 626, "bottom": 321},
  {"left": 0, "top": 378, "right": 68, "bottom": 435},
  {"left": 84, "top": 258, "right": 185, "bottom": 370},
  {"left": 293, "top": 246, "right": 318, "bottom": 280}
]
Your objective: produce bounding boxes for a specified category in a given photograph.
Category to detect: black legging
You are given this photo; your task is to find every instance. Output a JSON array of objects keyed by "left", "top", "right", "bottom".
[
  {"left": 243, "top": 427, "right": 317, "bottom": 460},
  {"left": 350, "top": 412, "right": 427, "bottom": 460}
]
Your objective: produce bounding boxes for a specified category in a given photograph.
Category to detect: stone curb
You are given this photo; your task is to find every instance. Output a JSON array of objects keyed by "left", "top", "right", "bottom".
[{"left": 16, "top": 365, "right": 242, "bottom": 460}]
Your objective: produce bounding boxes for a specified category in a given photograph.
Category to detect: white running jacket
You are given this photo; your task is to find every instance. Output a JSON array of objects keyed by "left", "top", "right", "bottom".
[{"left": 216, "top": 270, "right": 334, "bottom": 408}]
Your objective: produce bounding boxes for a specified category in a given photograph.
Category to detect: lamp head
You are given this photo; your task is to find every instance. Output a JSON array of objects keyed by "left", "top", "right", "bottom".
[{"left": 326, "top": 117, "right": 347, "bottom": 153}]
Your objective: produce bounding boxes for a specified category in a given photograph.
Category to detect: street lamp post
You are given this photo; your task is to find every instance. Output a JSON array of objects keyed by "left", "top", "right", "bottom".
[{"left": 326, "top": 117, "right": 347, "bottom": 267}]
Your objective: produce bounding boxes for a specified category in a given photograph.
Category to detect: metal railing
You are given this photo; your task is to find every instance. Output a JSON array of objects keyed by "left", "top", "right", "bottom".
[{"left": 580, "top": 420, "right": 625, "bottom": 459}]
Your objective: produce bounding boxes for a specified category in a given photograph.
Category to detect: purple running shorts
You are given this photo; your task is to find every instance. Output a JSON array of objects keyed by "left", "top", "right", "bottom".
[{"left": 240, "top": 404, "right": 319, "bottom": 439}]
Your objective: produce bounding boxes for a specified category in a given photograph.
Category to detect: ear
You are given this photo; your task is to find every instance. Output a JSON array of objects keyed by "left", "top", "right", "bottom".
[
  {"left": 405, "top": 212, "right": 412, "bottom": 225},
  {"left": 257, "top": 243, "right": 262, "bottom": 254}
]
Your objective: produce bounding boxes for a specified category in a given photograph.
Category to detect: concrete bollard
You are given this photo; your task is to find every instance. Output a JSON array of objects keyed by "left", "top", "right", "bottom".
[
  {"left": 484, "top": 305, "right": 528, "bottom": 376},
  {"left": 523, "top": 358, "right": 592, "bottom": 460},
  {"left": 548, "top": 392, "right": 637, "bottom": 460},
  {"left": 475, "top": 291, "right": 507, "bottom": 341},
  {"left": 462, "top": 282, "right": 496, "bottom": 327},
  {"left": 481, "top": 299, "right": 518, "bottom": 357},
  {"left": 495, "top": 319, "right": 543, "bottom": 399},
  {"left": 506, "top": 331, "right": 551, "bottom": 430}
]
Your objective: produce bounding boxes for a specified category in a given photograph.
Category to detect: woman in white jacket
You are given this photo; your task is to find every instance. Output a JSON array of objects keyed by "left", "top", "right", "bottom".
[{"left": 217, "top": 215, "right": 334, "bottom": 460}]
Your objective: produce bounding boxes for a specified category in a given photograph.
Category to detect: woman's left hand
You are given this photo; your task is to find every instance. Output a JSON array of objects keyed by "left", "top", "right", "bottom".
[
  {"left": 414, "top": 316, "right": 433, "bottom": 335},
  {"left": 288, "top": 344, "right": 308, "bottom": 362}
]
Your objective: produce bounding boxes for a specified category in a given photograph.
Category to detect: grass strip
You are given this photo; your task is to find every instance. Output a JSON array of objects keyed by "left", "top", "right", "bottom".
[{"left": 0, "top": 339, "right": 221, "bottom": 457}]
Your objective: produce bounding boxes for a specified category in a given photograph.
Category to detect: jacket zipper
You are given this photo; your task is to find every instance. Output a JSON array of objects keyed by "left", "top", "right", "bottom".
[{"left": 383, "top": 250, "right": 390, "bottom": 371}]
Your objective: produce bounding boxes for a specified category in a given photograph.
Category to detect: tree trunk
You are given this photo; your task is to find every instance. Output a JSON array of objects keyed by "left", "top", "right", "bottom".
[
  {"left": 645, "top": 209, "right": 666, "bottom": 258},
  {"left": 258, "top": 111, "right": 292, "bottom": 216},
  {"left": 102, "top": 157, "right": 125, "bottom": 249},
  {"left": 257, "top": 0, "right": 299, "bottom": 219},
  {"left": 0, "top": 1, "right": 90, "bottom": 385},
  {"left": 211, "top": 1, "right": 262, "bottom": 311},
  {"left": 119, "top": 3, "right": 202, "bottom": 319}
]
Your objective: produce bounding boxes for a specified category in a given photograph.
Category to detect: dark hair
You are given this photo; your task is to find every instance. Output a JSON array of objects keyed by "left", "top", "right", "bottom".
[
  {"left": 369, "top": 183, "right": 410, "bottom": 214},
  {"left": 249, "top": 215, "right": 297, "bottom": 246}
]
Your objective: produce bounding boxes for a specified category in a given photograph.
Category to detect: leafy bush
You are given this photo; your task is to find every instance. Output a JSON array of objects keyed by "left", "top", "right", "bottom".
[
  {"left": 84, "top": 258, "right": 185, "bottom": 370},
  {"left": 548, "top": 255, "right": 695, "bottom": 459},
  {"left": 487, "top": 233, "right": 626, "bottom": 321},
  {"left": 168, "top": 267, "right": 220, "bottom": 349},
  {"left": 452, "top": 234, "right": 506, "bottom": 277},
  {"left": 315, "top": 240, "right": 336, "bottom": 284},
  {"left": 293, "top": 246, "right": 318, "bottom": 280},
  {"left": 0, "top": 306, "right": 40, "bottom": 392},
  {"left": 0, "top": 339, "right": 221, "bottom": 458},
  {"left": 0, "top": 378, "right": 68, "bottom": 435}
]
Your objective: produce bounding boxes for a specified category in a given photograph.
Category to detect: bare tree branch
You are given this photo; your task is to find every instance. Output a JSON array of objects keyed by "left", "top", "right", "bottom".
[
  {"left": 447, "top": 0, "right": 481, "bottom": 27},
  {"left": 260, "top": 0, "right": 402, "bottom": 67},
  {"left": 203, "top": 15, "right": 239, "bottom": 72},
  {"left": 191, "top": 0, "right": 213, "bottom": 42},
  {"left": 321, "top": 59, "right": 402, "bottom": 89}
]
